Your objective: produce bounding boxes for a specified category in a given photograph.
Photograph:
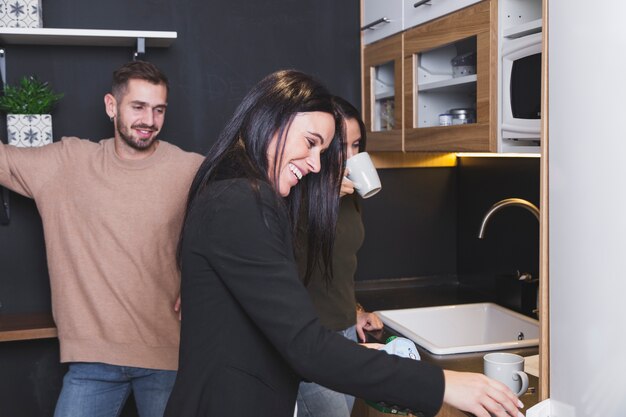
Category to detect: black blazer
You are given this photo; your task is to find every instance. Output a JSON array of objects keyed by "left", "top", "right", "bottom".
[{"left": 165, "top": 179, "right": 444, "bottom": 417}]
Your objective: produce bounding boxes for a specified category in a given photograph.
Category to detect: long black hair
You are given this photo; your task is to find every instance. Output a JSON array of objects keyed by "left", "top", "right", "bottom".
[
  {"left": 180, "top": 69, "right": 345, "bottom": 282},
  {"left": 332, "top": 95, "right": 367, "bottom": 153},
  {"left": 299, "top": 96, "right": 368, "bottom": 286}
]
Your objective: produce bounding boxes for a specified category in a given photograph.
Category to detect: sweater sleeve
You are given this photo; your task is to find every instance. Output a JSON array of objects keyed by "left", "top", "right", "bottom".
[
  {"left": 200, "top": 181, "right": 445, "bottom": 416},
  {"left": 0, "top": 137, "right": 76, "bottom": 198}
]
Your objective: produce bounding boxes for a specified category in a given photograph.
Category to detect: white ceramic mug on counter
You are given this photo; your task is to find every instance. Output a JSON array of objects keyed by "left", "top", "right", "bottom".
[
  {"left": 483, "top": 352, "right": 529, "bottom": 397},
  {"left": 346, "top": 152, "right": 381, "bottom": 199}
]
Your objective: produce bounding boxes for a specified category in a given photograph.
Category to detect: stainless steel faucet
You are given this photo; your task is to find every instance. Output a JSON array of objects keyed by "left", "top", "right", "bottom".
[
  {"left": 478, "top": 198, "right": 539, "bottom": 239},
  {"left": 478, "top": 198, "right": 541, "bottom": 316}
]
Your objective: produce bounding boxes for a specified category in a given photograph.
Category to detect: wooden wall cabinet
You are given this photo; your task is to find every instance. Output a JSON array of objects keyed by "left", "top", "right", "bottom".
[
  {"left": 362, "top": 0, "right": 497, "bottom": 153},
  {"left": 404, "top": 0, "right": 496, "bottom": 152}
]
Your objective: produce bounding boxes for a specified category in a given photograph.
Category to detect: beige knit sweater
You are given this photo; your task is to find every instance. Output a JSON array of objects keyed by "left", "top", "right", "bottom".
[{"left": 0, "top": 137, "right": 203, "bottom": 370}]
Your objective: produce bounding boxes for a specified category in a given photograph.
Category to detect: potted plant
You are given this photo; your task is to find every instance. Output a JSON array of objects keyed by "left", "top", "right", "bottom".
[{"left": 0, "top": 75, "right": 63, "bottom": 147}]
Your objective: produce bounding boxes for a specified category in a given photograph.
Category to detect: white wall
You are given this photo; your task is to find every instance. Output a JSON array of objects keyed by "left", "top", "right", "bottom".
[{"left": 549, "top": 1, "right": 626, "bottom": 415}]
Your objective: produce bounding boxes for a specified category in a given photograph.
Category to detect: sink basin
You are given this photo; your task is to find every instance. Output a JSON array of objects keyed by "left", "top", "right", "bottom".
[{"left": 376, "top": 302, "right": 539, "bottom": 355}]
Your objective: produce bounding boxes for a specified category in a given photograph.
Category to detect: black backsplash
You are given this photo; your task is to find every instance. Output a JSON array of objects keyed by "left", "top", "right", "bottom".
[
  {"left": 357, "top": 157, "right": 539, "bottom": 280},
  {"left": 356, "top": 167, "right": 457, "bottom": 281},
  {"left": 457, "top": 156, "right": 540, "bottom": 315},
  {"left": 456, "top": 157, "right": 540, "bottom": 279}
]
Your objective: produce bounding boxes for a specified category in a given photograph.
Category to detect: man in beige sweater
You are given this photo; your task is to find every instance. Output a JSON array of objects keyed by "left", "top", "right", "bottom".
[{"left": 0, "top": 61, "right": 203, "bottom": 417}]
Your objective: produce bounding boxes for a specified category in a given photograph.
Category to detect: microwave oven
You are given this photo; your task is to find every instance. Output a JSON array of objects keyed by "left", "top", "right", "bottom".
[{"left": 501, "top": 32, "right": 542, "bottom": 143}]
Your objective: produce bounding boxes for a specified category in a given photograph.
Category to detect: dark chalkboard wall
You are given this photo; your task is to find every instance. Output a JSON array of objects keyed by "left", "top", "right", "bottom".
[
  {"left": 5, "top": 0, "right": 362, "bottom": 153},
  {"left": 0, "top": 0, "right": 361, "bottom": 313},
  {"left": 0, "top": 1, "right": 361, "bottom": 416}
]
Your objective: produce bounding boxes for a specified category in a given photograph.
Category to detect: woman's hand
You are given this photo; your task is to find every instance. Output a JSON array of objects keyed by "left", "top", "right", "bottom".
[
  {"left": 355, "top": 311, "right": 384, "bottom": 342},
  {"left": 340, "top": 169, "right": 355, "bottom": 197},
  {"left": 360, "top": 343, "right": 385, "bottom": 350},
  {"left": 442, "top": 370, "right": 524, "bottom": 417}
]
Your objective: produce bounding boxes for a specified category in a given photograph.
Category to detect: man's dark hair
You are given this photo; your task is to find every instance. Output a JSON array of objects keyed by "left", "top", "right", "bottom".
[{"left": 111, "top": 61, "right": 169, "bottom": 99}]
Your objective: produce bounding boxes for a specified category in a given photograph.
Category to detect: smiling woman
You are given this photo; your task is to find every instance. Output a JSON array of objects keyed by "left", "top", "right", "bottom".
[
  {"left": 164, "top": 69, "right": 524, "bottom": 417},
  {"left": 267, "top": 111, "right": 335, "bottom": 197},
  {"left": 165, "top": 69, "right": 350, "bottom": 417}
]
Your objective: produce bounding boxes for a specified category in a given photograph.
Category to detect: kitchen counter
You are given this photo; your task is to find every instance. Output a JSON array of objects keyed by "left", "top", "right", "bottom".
[
  {"left": 356, "top": 276, "right": 540, "bottom": 415},
  {"left": 370, "top": 326, "right": 539, "bottom": 414}
]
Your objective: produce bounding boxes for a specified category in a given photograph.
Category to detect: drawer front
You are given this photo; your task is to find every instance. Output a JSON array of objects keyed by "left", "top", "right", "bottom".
[
  {"left": 362, "top": 0, "right": 403, "bottom": 45},
  {"left": 404, "top": 0, "right": 482, "bottom": 30}
]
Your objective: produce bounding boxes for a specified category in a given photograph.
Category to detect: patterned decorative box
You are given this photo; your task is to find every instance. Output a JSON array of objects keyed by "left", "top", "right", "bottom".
[
  {"left": 0, "top": 0, "right": 42, "bottom": 28},
  {"left": 7, "top": 114, "right": 53, "bottom": 147}
]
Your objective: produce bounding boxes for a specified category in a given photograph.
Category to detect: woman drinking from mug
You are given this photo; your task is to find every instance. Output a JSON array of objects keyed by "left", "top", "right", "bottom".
[
  {"left": 295, "top": 96, "right": 383, "bottom": 417},
  {"left": 164, "top": 69, "right": 525, "bottom": 417}
]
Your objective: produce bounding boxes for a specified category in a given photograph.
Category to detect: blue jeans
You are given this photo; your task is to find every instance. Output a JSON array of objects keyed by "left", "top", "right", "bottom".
[
  {"left": 54, "top": 362, "right": 177, "bottom": 417},
  {"left": 296, "top": 326, "right": 357, "bottom": 417}
]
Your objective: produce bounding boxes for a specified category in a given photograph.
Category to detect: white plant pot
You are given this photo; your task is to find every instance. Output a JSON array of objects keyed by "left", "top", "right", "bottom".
[
  {"left": 0, "top": 0, "right": 42, "bottom": 28},
  {"left": 7, "top": 114, "right": 53, "bottom": 147}
]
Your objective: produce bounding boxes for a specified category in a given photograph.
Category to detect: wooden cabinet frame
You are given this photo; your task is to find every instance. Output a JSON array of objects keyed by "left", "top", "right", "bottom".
[
  {"left": 403, "top": 0, "right": 497, "bottom": 152},
  {"left": 362, "top": 33, "right": 404, "bottom": 151}
]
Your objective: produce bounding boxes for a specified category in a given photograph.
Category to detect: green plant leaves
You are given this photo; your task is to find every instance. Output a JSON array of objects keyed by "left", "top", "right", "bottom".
[{"left": 0, "top": 76, "right": 64, "bottom": 114}]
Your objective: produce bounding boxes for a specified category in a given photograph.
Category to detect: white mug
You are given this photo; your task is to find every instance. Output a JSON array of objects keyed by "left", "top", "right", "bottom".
[
  {"left": 346, "top": 152, "right": 382, "bottom": 199},
  {"left": 483, "top": 352, "right": 529, "bottom": 396}
]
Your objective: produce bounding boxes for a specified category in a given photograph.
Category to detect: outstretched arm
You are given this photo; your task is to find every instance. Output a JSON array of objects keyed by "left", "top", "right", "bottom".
[
  {"left": 443, "top": 370, "right": 524, "bottom": 417},
  {"left": 0, "top": 138, "right": 73, "bottom": 198}
]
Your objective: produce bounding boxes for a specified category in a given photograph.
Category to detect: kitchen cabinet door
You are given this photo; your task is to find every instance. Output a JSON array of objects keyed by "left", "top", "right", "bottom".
[
  {"left": 362, "top": 0, "right": 404, "bottom": 45},
  {"left": 363, "top": 33, "right": 404, "bottom": 151},
  {"left": 404, "top": 0, "right": 482, "bottom": 31},
  {"left": 403, "top": 0, "right": 497, "bottom": 152}
]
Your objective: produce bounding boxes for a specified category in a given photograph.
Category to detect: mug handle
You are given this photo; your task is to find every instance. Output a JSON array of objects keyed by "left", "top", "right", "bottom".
[{"left": 512, "top": 371, "right": 529, "bottom": 396}]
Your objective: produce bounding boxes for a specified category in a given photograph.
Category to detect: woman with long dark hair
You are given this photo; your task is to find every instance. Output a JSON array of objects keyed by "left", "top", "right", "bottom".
[
  {"left": 164, "top": 70, "right": 524, "bottom": 417},
  {"left": 295, "top": 96, "right": 383, "bottom": 417}
]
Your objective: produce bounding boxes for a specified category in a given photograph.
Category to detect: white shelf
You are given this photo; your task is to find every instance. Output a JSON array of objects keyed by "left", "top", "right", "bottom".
[
  {"left": 374, "top": 90, "right": 394, "bottom": 100},
  {"left": 0, "top": 28, "right": 176, "bottom": 47},
  {"left": 500, "top": 138, "right": 541, "bottom": 154},
  {"left": 503, "top": 19, "right": 542, "bottom": 39},
  {"left": 418, "top": 74, "right": 477, "bottom": 92}
]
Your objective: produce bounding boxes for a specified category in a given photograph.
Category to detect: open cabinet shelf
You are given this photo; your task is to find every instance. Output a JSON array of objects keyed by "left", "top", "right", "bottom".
[
  {"left": 502, "top": 18, "right": 542, "bottom": 39},
  {"left": 418, "top": 74, "right": 477, "bottom": 92}
]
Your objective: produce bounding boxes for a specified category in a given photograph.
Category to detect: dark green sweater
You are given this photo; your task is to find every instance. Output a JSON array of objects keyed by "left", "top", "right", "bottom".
[{"left": 297, "top": 195, "right": 365, "bottom": 331}]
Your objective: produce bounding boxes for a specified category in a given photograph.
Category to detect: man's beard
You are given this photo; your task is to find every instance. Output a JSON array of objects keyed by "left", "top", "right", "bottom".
[{"left": 117, "top": 120, "right": 158, "bottom": 151}]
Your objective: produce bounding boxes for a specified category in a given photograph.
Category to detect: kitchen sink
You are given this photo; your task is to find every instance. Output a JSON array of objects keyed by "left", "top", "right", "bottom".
[{"left": 376, "top": 302, "right": 539, "bottom": 355}]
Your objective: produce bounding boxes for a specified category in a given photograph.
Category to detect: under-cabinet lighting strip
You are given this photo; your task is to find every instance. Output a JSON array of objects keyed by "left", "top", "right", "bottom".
[{"left": 456, "top": 152, "right": 540, "bottom": 158}]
